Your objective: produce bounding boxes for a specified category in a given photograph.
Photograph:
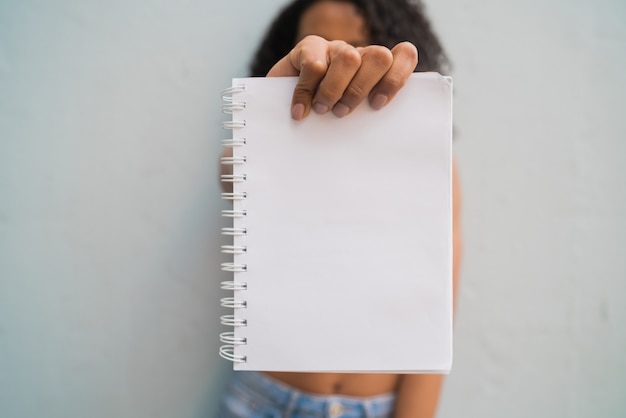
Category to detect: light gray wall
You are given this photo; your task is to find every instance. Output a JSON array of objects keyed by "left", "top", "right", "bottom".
[
  {"left": 0, "top": 0, "right": 624, "bottom": 417},
  {"left": 430, "top": 0, "right": 626, "bottom": 417},
  {"left": 0, "top": 1, "right": 289, "bottom": 417}
]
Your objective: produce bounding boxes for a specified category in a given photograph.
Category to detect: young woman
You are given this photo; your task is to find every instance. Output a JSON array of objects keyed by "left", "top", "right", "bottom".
[{"left": 219, "top": 1, "right": 462, "bottom": 416}]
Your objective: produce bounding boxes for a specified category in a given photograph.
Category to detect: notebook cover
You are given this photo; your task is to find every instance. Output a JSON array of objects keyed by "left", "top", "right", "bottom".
[{"left": 228, "top": 73, "right": 452, "bottom": 372}]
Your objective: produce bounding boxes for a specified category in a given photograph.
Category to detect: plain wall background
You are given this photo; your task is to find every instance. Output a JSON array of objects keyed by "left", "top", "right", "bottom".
[{"left": 0, "top": 0, "right": 624, "bottom": 417}]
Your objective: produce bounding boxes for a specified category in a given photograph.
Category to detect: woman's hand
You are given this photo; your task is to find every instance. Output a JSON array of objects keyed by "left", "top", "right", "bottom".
[{"left": 267, "top": 35, "right": 418, "bottom": 120}]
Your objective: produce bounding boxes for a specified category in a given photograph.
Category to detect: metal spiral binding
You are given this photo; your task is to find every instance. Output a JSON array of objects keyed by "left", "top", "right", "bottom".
[
  {"left": 219, "top": 345, "right": 246, "bottom": 364},
  {"left": 221, "top": 227, "right": 246, "bottom": 236},
  {"left": 221, "top": 281, "right": 247, "bottom": 290},
  {"left": 221, "top": 262, "right": 247, "bottom": 273},
  {"left": 222, "top": 120, "right": 246, "bottom": 129},
  {"left": 221, "top": 209, "right": 247, "bottom": 218},
  {"left": 222, "top": 138, "right": 246, "bottom": 147},
  {"left": 220, "top": 83, "right": 248, "bottom": 364},
  {"left": 220, "top": 174, "right": 247, "bottom": 183},
  {"left": 220, "top": 155, "right": 246, "bottom": 165},
  {"left": 220, "top": 331, "right": 247, "bottom": 364},
  {"left": 221, "top": 85, "right": 246, "bottom": 102},
  {"left": 221, "top": 192, "right": 247, "bottom": 200},
  {"left": 220, "top": 331, "right": 247, "bottom": 345},
  {"left": 220, "top": 297, "right": 247, "bottom": 309},
  {"left": 220, "top": 315, "right": 247, "bottom": 327},
  {"left": 221, "top": 245, "right": 247, "bottom": 255}
]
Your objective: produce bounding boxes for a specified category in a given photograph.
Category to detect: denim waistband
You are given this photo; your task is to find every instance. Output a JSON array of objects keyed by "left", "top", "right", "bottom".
[{"left": 230, "top": 371, "right": 396, "bottom": 417}]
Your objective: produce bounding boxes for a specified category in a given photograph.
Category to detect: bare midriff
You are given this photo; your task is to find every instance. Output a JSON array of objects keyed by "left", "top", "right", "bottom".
[{"left": 264, "top": 372, "right": 400, "bottom": 396}]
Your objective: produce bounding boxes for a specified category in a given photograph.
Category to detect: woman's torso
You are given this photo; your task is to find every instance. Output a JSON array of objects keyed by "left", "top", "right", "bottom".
[{"left": 264, "top": 372, "right": 400, "bottom": 396}]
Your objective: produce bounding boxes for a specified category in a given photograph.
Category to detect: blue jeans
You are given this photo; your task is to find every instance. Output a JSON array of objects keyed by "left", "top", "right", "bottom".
[{"left": 218, "top": 371, "right": 396, "bottom": 417}]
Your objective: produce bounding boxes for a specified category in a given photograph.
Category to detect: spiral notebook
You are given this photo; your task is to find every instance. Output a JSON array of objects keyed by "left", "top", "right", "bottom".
[{"left": 219, "top": 72, "right": 453, "bottom": 373}]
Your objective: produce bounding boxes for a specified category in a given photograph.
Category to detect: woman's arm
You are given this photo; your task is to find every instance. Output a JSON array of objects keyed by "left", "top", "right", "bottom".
[{"left": 393, "top": 158, "right": 463, "bottom": 418}]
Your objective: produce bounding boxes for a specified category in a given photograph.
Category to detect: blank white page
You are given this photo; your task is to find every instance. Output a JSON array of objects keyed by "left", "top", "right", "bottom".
[{"left": 226, "top": 72, "right": 452, "bottom": 372}]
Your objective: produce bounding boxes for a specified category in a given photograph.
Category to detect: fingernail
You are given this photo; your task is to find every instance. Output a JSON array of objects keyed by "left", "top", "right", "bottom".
[
  {"left": 313, "top": 103, "right": 329, "bottom": 114},
  {"left": 370, "top": 94, "right": 388, "bottom": 110},
  {"left": 332, "top": 102, "right": 350, "bottom": 118},
  {"left": 292, "top": 103, "right": 305, "bottom": 120}
]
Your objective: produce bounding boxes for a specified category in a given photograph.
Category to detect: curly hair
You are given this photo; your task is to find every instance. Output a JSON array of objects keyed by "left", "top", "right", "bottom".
[{"left": 249, "top": 0, "right": 450, "bottom": 76}]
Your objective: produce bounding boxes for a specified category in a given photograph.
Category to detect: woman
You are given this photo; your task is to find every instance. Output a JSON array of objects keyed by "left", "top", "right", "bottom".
[{"left": 219, "top": 1, "right": 462, "bottom": 416}]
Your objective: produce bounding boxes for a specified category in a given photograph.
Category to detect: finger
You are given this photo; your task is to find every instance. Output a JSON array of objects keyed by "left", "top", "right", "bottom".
[
  {"left": 289, "top": 36, "right": 329, "bottom": 120},
  {"left": 368, "top": 42, "right": 418, "bottom": 110},
  {"left": 267, "top": 35, "right": 328, "bottom": 78},
  {"left": 311, "top": 41, "right": 362, "bottom": 116},
  {"left": 267, "top": 36, "right": 329, "bottom": 120},
  {"left": 291, "top": 58, "right": 328, "bottom": 120},
  {"left": 266, "top": 55, "right": 301, "bottom": 77},
  {"left": 267, "top": 54, "right": 316, "bottom": 120},
  {"left": 331, "top": 45, "right": 393, "bottom": 117}
]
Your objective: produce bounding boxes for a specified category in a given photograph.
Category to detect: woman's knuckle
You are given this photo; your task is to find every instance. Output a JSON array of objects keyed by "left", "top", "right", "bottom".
[
  {"left": 367, "top": 46, "right": 393, "bottom": 68},
  {"left": 301, "top": 58, "right": 327, "bottom": 76},
  {"left": 301, "top": 34, "right": 324, "bottom": 44},
  {"left": 345, "top": 83, "right": 366, "bottom": 99},
  {"left": 294, "top": 84, "right": 316, "bottom": 97},
  {"left": 384, "top": 75, "right": 406, "bottom": 91},
  {"left": 397, "top": 42, "right": 418, "bottom": 63},
  {"left": 337, "top": 45, "right": 361, "bottom": 67}
]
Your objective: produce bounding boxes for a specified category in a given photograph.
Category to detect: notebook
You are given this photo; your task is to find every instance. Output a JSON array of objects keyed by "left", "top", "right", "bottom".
[{"left": 219, "top": 72, "right": 453, "bottom": 373}]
